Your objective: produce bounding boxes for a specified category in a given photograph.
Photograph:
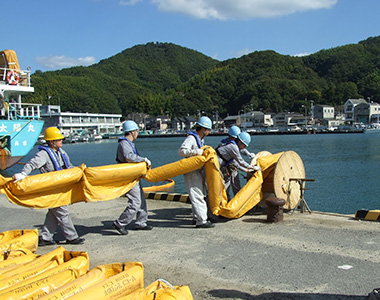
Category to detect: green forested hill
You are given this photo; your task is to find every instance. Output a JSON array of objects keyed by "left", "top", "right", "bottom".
[
  {"left": 27, "top": 42, "right": 218, "bottom": 115},
  {"left": 26, "top": 37, "right": 380, "bottom": 118},
  {"left": 302, "top": 36, "right": 380, "bottom": 105},
  {"left": 164, "top": 51, "right": 327, "bottom": 116},
  {"left": 165, "top": 36, "right": 380, "bottom": 116}
]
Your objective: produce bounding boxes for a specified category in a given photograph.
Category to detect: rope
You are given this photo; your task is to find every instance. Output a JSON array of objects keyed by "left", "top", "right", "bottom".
[
  {"left": 142, "top": 179, "right": 175, "bottom": 192},
  {"left": 156, "top": 279, "right": 175, "bottom": 289},
  {"left": 0, "top": 119, "right": 33, "bottom": 140}
]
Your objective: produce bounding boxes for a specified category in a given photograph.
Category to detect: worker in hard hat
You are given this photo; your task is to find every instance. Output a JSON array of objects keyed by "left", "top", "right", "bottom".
[
  {"left": 178, "top": 116, "right": 214, "bottom": 228},
  {"left": 219, "top": 125, "right": 256, "bottom": 197},
  {"left": 223, "top": 126, "right": 255, "bottom": 159},
  {"left": 216, "top": 131, "right": 259, "bottom": 199},
  {"left": 112, "top": 120, "right": 153, "bottom": 236},
  {"left": 13, "top": 127, "right": 85, "bottom": 246}
]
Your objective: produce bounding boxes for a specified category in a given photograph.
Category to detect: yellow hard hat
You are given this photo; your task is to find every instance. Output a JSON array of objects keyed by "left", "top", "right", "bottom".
[{"left": 44, "top": 127, "right": 64, "bottom": 141}]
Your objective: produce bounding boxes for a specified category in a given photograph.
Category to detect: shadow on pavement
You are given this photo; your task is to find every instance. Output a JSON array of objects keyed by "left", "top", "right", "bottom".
[{"left": 208, "top": 289, "right": 368, "bottom": 299}]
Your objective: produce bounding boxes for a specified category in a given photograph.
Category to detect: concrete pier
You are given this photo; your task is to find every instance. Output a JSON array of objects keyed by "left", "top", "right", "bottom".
[{"left": 0, "top": 194, "right": 378, "bottom": 299}]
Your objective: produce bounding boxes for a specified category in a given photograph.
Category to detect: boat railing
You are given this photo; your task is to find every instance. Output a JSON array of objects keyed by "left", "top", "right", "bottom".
[
  {"left": 2, "top": 102, "right": 41, "bottom": 120},
  {"left": 0, "top": 66, "right": 32, "bottom": 87}
]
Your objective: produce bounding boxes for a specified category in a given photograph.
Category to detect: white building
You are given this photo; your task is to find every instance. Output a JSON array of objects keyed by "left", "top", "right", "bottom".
[
  {"left": 313, "top": 105, "right": 335, "bottom": 119},
  {"left": 369, "top": 102, "right": 380, "bottom": 124},
  {"left": 344, "top": 98, "right": 380, "bottom": 124},
  {"left": 272, "top": 112, "right": 306, "bottom": 128},
  {"left": 40, "top": 105, "right": 122, "bottom": 136}
]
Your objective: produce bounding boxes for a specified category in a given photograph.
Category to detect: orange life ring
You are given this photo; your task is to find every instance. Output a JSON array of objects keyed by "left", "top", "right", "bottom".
[{"left": 6, "top": 70, "right": 19, "bottom": 85}]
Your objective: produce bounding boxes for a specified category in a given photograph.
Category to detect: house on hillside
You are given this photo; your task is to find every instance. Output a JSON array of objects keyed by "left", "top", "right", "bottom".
[
  {"left": 264, "top": 113, "right": 274, "bottom": 127},
  {"left": 246, "top": 111, "right": 265, "bottom": 128},
  {"left": 313, "top": 104, "right": 341, "bottom": 127},
  {"left": 313, "top": 105, "right": 334, "bottom": 119},
  {"left": 369, "top": 102, "right": 380, "bottom": 124},
  {"left": 223, "top": 115, "right": 239, "bottom": 128},
  {"left": 272, "top": 112, "right": 306, "bottom": 128},
  {"left": 344, "top": 98, "right": 367, "bottom": 124},
  {"left": 354, "top": 102, "right": 370, "bottom": 124},
  {"left": 144, "top": 115, "right": 171, "bottom": 132},
  {"left": 223, "top": 111, "right": 268, "bottom": 130},
  {"left": 171, "top": 116, "right": 197, "bottom": 131},
  {"left": 343, "top": 98, "right": 380, "bottom": 125}
]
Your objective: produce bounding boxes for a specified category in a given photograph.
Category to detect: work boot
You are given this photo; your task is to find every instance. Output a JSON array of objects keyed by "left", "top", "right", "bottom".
[
  {"left": 135, "top": 225, "right": 153, "bottom": 230},
  {"left": 66, "top": 237, "right": 85, "bottom": 245},
  {"left": 113, "top": 222, "right": 128, "bottom": 235},
  {"left": 38, "top": 237, "right": 56, "bottom": 246},
  {"left": 369, "top": 288, "right": 380, "bottom": 300},
  {"left": 195, "top": 221, "right": 215, "bottom": 228}
]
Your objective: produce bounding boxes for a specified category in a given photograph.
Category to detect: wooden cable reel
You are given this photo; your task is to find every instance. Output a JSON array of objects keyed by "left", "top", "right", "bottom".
[
  {"left": 249, "top": 151, "right": 273, "bottom": 204},
  {"left": 250, "top": 150, "right": 272, "bottom": 167},
  {"left": 251, "top": 150, "right": 305, "bottom": 210}
]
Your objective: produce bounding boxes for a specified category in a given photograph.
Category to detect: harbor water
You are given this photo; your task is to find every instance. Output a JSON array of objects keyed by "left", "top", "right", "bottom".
[{"left": 3, "top": 132, "right": 380, "bottom": 215}]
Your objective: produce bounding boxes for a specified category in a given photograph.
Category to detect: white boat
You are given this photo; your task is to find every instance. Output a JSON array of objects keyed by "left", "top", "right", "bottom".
[
  {"left": 365, "top": 123, "right": 380, "bottom": 133},
  {"left": 92, "top": 134, "right": 102, "bottom": 142},
  {"left": 0, "top": 49, "right": 44, "bottom": 170}
]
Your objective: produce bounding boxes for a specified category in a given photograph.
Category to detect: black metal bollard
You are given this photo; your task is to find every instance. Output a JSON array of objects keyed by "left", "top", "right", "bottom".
[{"left": 265, "top": 197, "right": 286, "bottom": 223}]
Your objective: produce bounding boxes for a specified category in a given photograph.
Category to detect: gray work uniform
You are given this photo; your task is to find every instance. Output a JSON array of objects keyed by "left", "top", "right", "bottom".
[
  {"left": 21, "top": 148, "right": 79, "bottom": 242},
  {"left": 230, "top": 147, "right": 254, "bottom": 196},
  {"left": 216, "top": 142, "right": 252, "bottom": 197},
  {"left": 178, "top": 132, "right": 208, "bottom": 226},
  {"left": 114, "top": 138, "right": 149, "bottom": 228}
]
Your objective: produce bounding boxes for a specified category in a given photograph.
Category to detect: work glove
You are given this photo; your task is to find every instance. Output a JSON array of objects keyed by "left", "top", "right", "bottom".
[
  {"left": 144, "top": 158, "right": 151, "bottom": 168},
  {"left": 246, "top": 165, "right": 261, "bottom": 173},
  {"left": 248, "top": 152, "right": 255, "bottom": 159},
  {"left": 13, "top": 172, "right": 27, "bottom": 183},
  {"left": 245, "top": 167, "right": 254, "bottom": 173}
]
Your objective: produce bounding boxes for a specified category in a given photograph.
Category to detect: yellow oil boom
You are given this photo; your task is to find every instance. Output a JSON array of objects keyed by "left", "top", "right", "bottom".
[{"left": 0, "top": 148, "right": 309, "bottom": 219}]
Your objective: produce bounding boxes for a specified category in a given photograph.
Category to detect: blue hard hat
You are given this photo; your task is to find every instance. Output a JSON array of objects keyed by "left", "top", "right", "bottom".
[
  {"left": 196, "top": 116, "right": 212, "bottom": 130},
  {"left": 228, "top": 125, "right": 241, "bottom": 138},
  {"left": 123, "top": 120, "right": 139, "bottom": 132},
  {"left": 238, "top": 132, "right": 251, "bottom": 147}
]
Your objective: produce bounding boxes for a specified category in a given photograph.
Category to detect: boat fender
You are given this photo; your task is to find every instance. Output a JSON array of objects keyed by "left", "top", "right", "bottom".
[{"left": 6, "top": 70, "right": 19, "bottom": 85}]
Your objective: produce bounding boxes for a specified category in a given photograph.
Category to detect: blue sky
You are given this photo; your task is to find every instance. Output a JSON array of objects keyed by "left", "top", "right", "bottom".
[{"left": 5, "top": 0, "right": 380, "bottom": 73}]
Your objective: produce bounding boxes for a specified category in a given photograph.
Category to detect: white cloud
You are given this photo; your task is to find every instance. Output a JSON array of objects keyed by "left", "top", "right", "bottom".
[
  {"left": 234, "top": 48, "right": 254, "bottom": 58},
  {"left": 150, "top": 0, "right": 338, "bottom": 20},
  {"left": 120, "top": 0, "right": 142, "bottom": 6},
  {"left": 36, "top": 55, "right": 96, "bottom": 70},
  {"left": 293, "top": 52, "right": 311, "bottom": 57}
]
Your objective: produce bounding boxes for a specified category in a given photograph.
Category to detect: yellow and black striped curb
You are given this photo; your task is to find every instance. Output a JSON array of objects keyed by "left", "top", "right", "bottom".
[
  {"left": 355, "top": 209, "right": 380, "bottom": 221},
  {"left": 144, "top": 192, "right": 191, "bottom": 204}
]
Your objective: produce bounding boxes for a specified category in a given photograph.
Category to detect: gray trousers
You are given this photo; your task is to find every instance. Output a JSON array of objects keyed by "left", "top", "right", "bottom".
[
  {"left": 221, "top": 166, "right": 241, "bottom": 200},
  {"left": 230, "top": 169, "right": 241, "bottom": 195},
  {"left": 40, "top": 206, "right": 79, "bottom": 241},
  {"left": 184, "top": 169, "right": 208, "bottom": 225},
  {"left": 116, "top": 181, "right": 148, "bottom": 228}
]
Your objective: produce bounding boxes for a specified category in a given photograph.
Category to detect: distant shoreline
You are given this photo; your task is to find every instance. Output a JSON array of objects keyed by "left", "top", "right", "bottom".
[{"left": 103, "top": 128, "right": 364, "bottom": 139}]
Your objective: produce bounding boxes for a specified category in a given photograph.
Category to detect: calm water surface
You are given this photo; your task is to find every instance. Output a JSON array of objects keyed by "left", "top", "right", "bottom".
[{"left": 5, "top": 133, "right": 380, "bottom": 215}]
